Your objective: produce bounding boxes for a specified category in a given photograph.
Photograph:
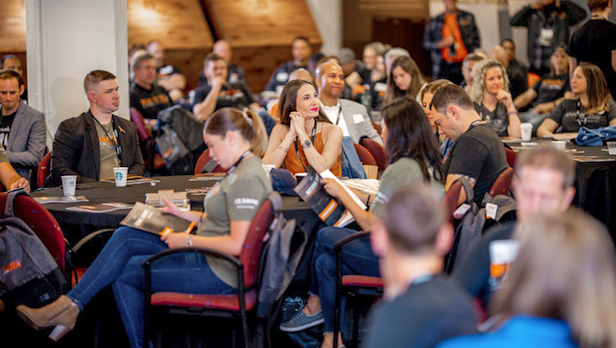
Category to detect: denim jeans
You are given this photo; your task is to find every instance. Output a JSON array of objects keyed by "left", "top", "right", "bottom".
[
  {"left": 310, "top": 227, "right": 380, "bottom": 333},
  {"left": 67, "top": 227, "right": 236, "bottom": 348}
]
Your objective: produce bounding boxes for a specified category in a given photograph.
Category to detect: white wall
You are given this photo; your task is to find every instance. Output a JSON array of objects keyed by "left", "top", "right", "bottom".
[
  {"left": 26, "top": 0, "right": 129, "bottom": 148},
  {"left": 306, "top": 0, "right": 342, "bottom": 55}
]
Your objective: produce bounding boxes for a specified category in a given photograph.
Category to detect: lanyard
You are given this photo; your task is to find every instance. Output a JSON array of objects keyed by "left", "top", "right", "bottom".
[
  {"left": 335, "top": 106, "right": 342, "bottom": 126},
  {"left": 293, "top": 121, "right": 318, "bottom": 173},
  {"left": 227, "top": 150, "right": 252, "bottom": 176},
  {"left": 93, "top": 116, "right": 122, "bottom": 159}
]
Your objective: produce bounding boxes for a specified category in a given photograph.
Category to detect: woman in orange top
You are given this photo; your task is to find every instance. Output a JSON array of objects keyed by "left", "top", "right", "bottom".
[{"left": 263, "top": 80, "right": 342, "bottom": 176}]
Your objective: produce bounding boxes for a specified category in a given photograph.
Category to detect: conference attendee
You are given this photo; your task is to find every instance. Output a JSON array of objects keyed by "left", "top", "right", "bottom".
[
  {"left": 430, "top": 84, "right": 509, "bottom": 204},
  {"left": 315, "top": 62, "right": 382, "bottom": 145},
  {"left": 461, "top": 52, "right": 485, "bottom": 94},
  {"left": 0, "top": 145, "right": 30, "bottom": 192},
  {"left": 568, "top": 0, "right": 616, "bottom": 99},
  {"left": 17, "top": 108, "right": 271, "bottom": 348},
  {"left": 192, "top": 53, "right": 259, "bottom": 122},
  {"left": 147, "top": 40, "right": 186, "bottom": 102},
  {"left": 264, "top": 36, "right": 312, "bottom": 94},
  {"left": 263, "top": 79, "right": 342, "bottom": 176},
  {"left": 453, "top": 144, "right": 576, "bottom": 308},
  {"left": 501, "top": 38, "right": 529, "bottom": 80},
  {"left": 384, "top": 47, "right": 410, "bottom": 76},
  {"left": 0, "top": 69, "right": 46, "bottom": 180},
  {"left": 50, "top": 70, "right": 144, "bottom": 186},
  {"left": 470, "top": 59, "right": 522, "bottom": 138},
  {"left": 212, "top": 39, "right": 247, "bottom": 85},
  {"left": 129, "top": 52, "right": 173, "bottom": 124},
  {"left": 491, "top": 44, "right": 527, "bottom": 100},
  {"left": 537, "top": 62, "right": 616, "bottom": 137},
  {"left": 362, "top": 41, "right": 388, "bottom": 84},
  {"left": 383, "top": 56, "right": 427, "bottom": 105},
  {"left": 420, "top": 79, "right": 456, "bottom": 159},
  {"left": 280, "top": 97, "right": 447, "bottom": 348},
  {"left": 363, "top": 184, "right": 478, "bottom": 348},
  {"left": 515, "top": 46, "right": 570, "bottom": 131},
  {"left": 338, "top": 47, "right": 368, "bottom": 90},
  {"left": 439, "top": 209, "right": 616, "bottom": 348},
  {"left": 510, "top": 0, "right": 586, "bottom": 76},
  {"left": 0, "top": 55, "right": 27, "bottom": 101},
  {"left": 423, "top": 0, "right": 481, "bottom": 84}
]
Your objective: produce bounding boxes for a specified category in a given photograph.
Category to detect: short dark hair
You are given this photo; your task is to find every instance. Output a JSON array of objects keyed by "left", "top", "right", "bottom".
[
  {"left": 383, "top": 184, "right": 445, "bottom": 255},
  {"left": 587, "top": 0, "right": 611, "bottom": 11},
  {"left": 84, "top": 70, "right": 116, "bottom": 94},
  {"left": 430, "top": 84, "right": 475, "bottom": 114},
  {"left": 0, "top": 69, "right": 24, "bottom": 87},
  {"left": 203, "top": 53, "right": 226, "bottom": 69},
  {"left": 0, "top": 55, "right": 20, "bottom": 70},
  {"left": 515, "top": 144, "right": 576, "bottom": 189},
  {"left": 500, "top": 38, "right": 515, "bottom": 47},
  {"left": 131, "top": 52, "right": 154, "bottom": 71},
  {"left": 293, "top": 36, "right": 310, "bottom": 46}
]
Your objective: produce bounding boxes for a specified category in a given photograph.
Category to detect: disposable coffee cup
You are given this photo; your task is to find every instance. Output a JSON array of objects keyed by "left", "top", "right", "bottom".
[
  {"left": 489, "top": 239, "right": 520, "bottom": 291},
  {"left": 551, "top": 140, "right": 566, "bottom": 151},
  {"left": 520, "top": 123, "right": 533, "bottom": 141},
  {"left": 61, "top": 175, "right": 77, "bottom": 196},
  {"left": 113, "top": 167, "right": 129, "bottom": 187},
  {"left": 608, "top": 141, "right": 616, "bottom": 155}
]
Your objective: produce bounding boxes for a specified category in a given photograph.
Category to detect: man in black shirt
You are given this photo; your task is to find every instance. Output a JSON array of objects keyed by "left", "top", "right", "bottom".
[
  {"left": 363, "top": 184, "right": 478, "bottom": 348},
  {"left": 430, "top": 85, "right": 508, "bottom": 204},
  {"left": 264, "top": 36, "right": 312, "bottom": 94},
  {"left": 452, "top": 144, "right": 576, "bottom": 310},
  {"left": 129, "top": 52, "right": 173, "bottom": 126}
]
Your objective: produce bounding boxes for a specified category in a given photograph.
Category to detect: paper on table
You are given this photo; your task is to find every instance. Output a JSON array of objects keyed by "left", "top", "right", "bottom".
[{"left": 320, "top": 169, "right": 367, "bottom": 210}]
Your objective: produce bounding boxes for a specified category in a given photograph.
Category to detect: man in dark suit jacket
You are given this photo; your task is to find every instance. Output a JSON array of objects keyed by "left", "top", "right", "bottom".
[
  {"left": 50, "top": 70, "right": 144, "bottom": 186},
  {"left": 0, "top": 70, "right": 46, "bottom": 180}
]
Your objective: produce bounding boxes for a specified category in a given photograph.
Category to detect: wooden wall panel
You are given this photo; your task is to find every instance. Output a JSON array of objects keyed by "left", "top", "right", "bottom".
[{"left": 0, "top": 0, "right": 26, "bottom": 52}]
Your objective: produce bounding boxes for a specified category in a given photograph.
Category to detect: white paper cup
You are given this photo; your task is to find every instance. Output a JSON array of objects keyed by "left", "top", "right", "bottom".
[
  {"left": 113, "top": 167, "right": 129, "bottom": 187},
  {"left": 551, "top": 140, "right": 566, "bottom": 151},
  {"left": 608, "top": 142, "right": 616, "bottom": 155},
  {"left": 61, "top": 175, "right": 77, "bottom": 196},
  {"left": 520, "top": 123, "right": 533, "bottom": 141}
]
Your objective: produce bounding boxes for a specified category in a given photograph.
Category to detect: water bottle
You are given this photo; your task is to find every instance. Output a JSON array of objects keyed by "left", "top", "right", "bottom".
[{"left": 361, "top": 84, "right": 372, "bottom": 115}]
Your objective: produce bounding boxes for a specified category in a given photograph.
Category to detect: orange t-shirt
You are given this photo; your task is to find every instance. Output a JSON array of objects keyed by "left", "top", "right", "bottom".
[
  {"left": 283, "top": 132, "right": 342, "bottom": 176},
  {"left": 441, "top": 14, "right": 468, "bottom": 63}
]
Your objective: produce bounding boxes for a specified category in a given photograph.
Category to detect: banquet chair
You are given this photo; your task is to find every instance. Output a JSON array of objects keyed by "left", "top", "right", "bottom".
[
  {"left": 333, "top": 232, "right": 383, "bottom": 348},
  {"left": 130, "top": 107, "right": 166, "bottom": 174},
  {"left": 443, "top": 180, "right": 463, "bottom": 223},
  {"left": 37, "top": 152, "right": 52, "bottom": 188},
  {"left": 194, "top": 148, "right": 226, "bottom": 174},
  {"left": 488, "top": 167, "right": 514, "bottom": 198},
  {"left": 142, "top": 192, "right": 278, "bottom": 348},
  {"left": 505, "top": 147, "right": 517, "bottom": 169},
  {"left": 360, "top": 138, "right": 387, "bottom": 174},
  {"left": 353, "top": 143, "right": 377, "bottom": 167},
  {"left": 370, "top": 120, "right": 382, "bottom": 135}
]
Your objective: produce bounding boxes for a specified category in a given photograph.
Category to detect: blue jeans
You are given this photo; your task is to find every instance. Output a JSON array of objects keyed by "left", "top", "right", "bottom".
[
  {"left": 67, "top": 227, "right": 236, "bottom": 348},
  {"left": 310, "top": 227, "right": 380, "bottom": 333}
]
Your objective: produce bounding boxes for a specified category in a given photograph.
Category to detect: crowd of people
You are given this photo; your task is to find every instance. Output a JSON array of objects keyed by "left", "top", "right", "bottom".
[{"left": 3, "top": 0, "right": 616, "bottom": 347}]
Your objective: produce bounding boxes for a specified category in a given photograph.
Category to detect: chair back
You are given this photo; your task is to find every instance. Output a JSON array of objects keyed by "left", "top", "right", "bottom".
[
  {"left": 505, "top": 147, "right": 517, "bottom": 169},
  {"left": 370, "top": 120, "right": 382, "bottom": 135},
  {"left": 360, "top": 138, "right": 387, "bottom": 173},
  {"left": 194, "top": 148, "right": 226, "bottom": 174},
  {"left": 527, "top": 72, "right": 541, "bottom": 88},
  {"left": 442, "top": 180, "right": 463, "bottom": 222},
  {"left": 0, "top": 192, "right": 66, "bottom": 271},
  {"left": 37, "top": 152, "right": 52, "bottom": 188},
  {"left": 353, "top": 143, "right": 377, "bottom": 166},
  {"left": 130, "top": 107, "right": 152, "bottom": 141},
  {"left": 489, "top": 167, "right": 514, "bottom": 197},
  {"left": 239, "top": 192, "right": 277, "bottom": 288}
]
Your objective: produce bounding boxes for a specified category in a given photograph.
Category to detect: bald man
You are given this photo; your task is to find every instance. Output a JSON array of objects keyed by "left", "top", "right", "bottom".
[{"left": 315, "top": 62, "right": 382, "bottom": 145}]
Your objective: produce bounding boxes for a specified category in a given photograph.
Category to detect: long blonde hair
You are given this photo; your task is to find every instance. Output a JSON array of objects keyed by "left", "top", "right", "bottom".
[{"left": 492, "top": 209, "right": 616, "bottom": 348}]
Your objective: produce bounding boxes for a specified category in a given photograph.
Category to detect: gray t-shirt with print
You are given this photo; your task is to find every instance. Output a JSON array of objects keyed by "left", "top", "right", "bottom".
[
  {"left": 0, "top": 144, "right": 7, "bottom": 163},
  {"left": 370, "top": 157, "right": 445, "bottom": 220},
  {"left": 198, "top": 155, "right": 273, "bottom": 287},
  {"left": 94, "top": 120, "right": 120, "bottom": 180}
]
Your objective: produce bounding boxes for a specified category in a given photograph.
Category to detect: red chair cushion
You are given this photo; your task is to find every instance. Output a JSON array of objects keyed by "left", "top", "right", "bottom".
[
  {"left": 151, "top": 289, "right": 257, "bottom": 312},
  {"left": 341, "top": 275, "right": 383, "bottom": 288}
]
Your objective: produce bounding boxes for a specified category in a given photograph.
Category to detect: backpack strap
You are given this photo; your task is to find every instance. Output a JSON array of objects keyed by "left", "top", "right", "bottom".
[
  {"left": 454, "top": 176, "right": 475, "bottom": 205},
  {"left": 267, "top": 191, "right": 283, "bottom": 214},
  {"left": 3, "top": 188, "right": 29, "bottom": 219}
]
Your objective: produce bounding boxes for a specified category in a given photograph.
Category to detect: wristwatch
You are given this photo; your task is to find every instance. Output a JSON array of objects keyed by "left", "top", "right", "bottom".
[
  {"left": 302, "top": 139, "right": 313, "bottom": 148},
  {"left": 185, "top": 234, "right": 193, "bottom": 247}
]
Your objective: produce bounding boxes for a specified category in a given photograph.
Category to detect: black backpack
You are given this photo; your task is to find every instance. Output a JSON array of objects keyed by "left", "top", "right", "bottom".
[{"left": 0, "top": 189, "right": 66, "bottom": 311}]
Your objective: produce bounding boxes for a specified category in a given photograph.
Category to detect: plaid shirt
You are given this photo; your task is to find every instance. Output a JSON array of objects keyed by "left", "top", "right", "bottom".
[{"left": 423, "top": 10, "right": 481, "bottom": 79}]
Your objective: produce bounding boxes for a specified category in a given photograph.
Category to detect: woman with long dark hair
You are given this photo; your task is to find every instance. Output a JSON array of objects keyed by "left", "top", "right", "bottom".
[
  {"left": 279, "top": 97, "right": 445, "bottom": 348},
  {"left": 383, "top": 56, "right": 427, "bottom": 106}
]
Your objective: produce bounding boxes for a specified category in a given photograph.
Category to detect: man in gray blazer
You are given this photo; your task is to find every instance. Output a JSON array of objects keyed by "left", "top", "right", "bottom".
[
  {"left": 0, "top": 70, "right": 46, "bottom": 180},
  {"left": 315, "top": 62, "right": 383, "bottom": 145}
]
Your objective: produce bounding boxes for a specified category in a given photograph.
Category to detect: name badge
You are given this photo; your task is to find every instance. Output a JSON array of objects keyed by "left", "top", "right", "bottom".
[{"left": 539, "top": 28, "right": 554, "bottom": 47}]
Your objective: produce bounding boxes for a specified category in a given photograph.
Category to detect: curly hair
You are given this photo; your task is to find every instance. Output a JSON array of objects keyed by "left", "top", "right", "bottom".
[{"left": 469, "top": 59, "right": 510, "bottom": 103}]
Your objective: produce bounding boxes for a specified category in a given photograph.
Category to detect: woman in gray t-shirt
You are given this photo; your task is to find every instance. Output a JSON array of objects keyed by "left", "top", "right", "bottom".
[
  {"left": 16, "top": 108, "right": 272, "bottom": 348},
  {"left": 279, "top": 97, "right": 446, "bottom": 348}
]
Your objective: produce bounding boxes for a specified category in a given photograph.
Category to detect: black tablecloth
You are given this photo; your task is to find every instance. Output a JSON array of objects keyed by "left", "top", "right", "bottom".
[
  {"left": 32, "top": 175, "right": 320, "bottom": 246},
  {"left": 507, "top": 139, "right": 616, "bottom": 233}
]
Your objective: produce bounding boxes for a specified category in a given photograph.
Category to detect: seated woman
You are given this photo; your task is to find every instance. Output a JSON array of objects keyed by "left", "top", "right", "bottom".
[
  {"left": 537, "top": 62, "right": 616, "bottom": 137},
  {"left": 16, "top": 108, "right": 272, "bottom": 348},
  {"left": 383, "top": 56, "right": 427, "bottom": 106},
  {"left": 279, "top": 97, "right": 445, "bottom": 348},
  {"left": 514, "top": 46, "right": 570, "bottom": 131},
  {"left": 263, "top": 79, "right": 342, "bottom": 176},
  {"left": 470, "top": 59, "right": 522, "bottom": 138},
  {"left": 420, "top": 79, "right": 455, "bottom": 160},
  {"left": 438, "top": 209, "right": 616, "bottom": 348}
]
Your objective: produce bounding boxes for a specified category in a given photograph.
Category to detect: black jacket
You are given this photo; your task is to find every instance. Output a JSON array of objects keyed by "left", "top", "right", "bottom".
[{"left": 49, "top": 110, "right": 145, "bottom": 186}]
